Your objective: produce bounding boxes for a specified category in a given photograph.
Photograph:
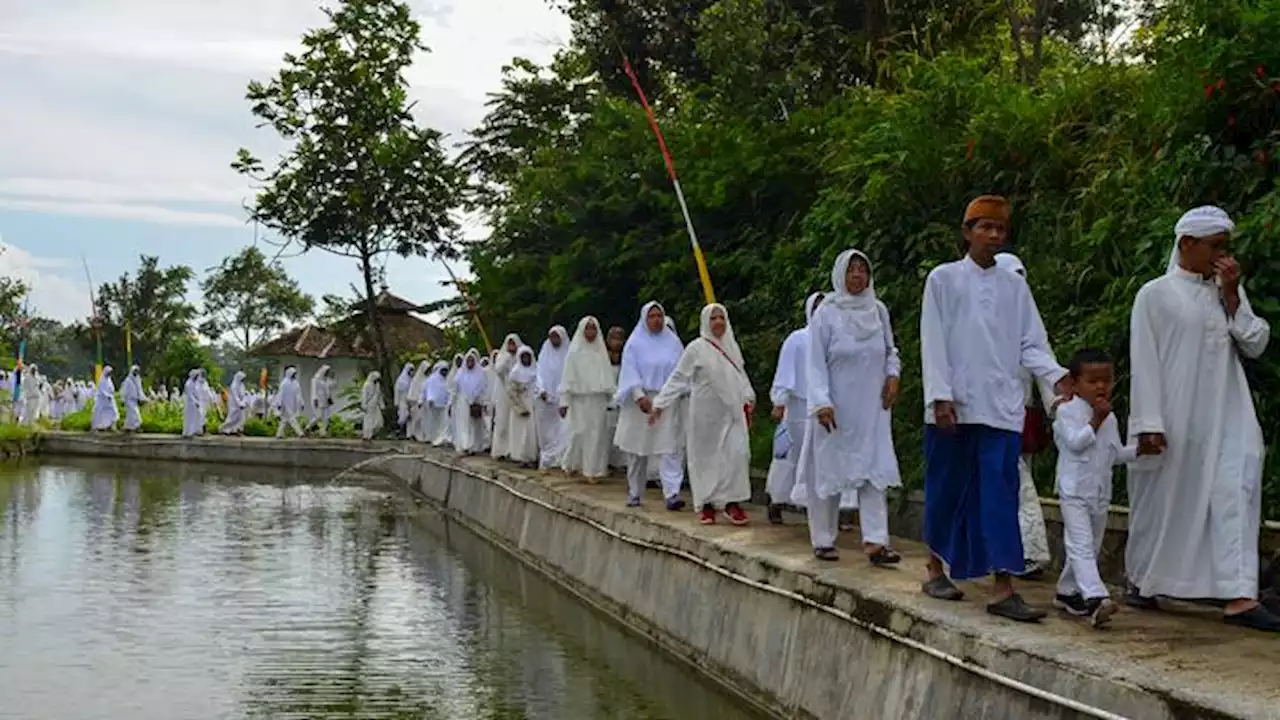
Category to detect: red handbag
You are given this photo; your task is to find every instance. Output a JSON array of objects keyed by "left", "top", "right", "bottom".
[{"left": 1021, "top": 406, "right": 1050, "bottom": 455}]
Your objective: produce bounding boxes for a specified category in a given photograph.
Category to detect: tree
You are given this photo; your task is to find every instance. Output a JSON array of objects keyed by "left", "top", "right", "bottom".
[
  {"left": 79, "top": 255, "right": 198, "bottom": 370},
  {"left": 199, "top": 246, "right": 315, "bottom": 352},
  {"left": 233, "top": 0, "right": 464, "bottom": 421},
  {"left": 150, "top": 334, "right": 218, "bottom": 391}
]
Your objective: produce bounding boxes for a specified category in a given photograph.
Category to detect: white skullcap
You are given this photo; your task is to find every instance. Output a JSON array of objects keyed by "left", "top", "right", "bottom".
[
  {"left": 994, "top": 252, "right": 1026, "bottom": 276},
  {"left": 1174, "top": 206, "right": 1235, "bottom": 239}
]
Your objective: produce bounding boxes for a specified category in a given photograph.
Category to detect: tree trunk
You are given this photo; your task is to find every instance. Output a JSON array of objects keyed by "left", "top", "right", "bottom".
[{"left": 358, "top": 252, "right": 396, "bottom": 435}]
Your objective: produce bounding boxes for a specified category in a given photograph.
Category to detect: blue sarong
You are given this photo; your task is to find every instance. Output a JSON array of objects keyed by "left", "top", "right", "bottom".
[{"left": 923, "top": 424, "right": 1023, "bottom": 580}]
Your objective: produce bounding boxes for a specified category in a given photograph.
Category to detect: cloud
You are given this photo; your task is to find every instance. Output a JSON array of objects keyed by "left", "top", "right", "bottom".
[
  {"left": 0, "top": 237, "right": 93, "bottom": 323},
  {"left": 0, "top": 198, "right": 246, "bottom": 229}
]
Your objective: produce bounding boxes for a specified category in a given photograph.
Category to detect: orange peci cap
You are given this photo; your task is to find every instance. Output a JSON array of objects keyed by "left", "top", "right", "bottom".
[{"left": 963, "top": 195, "right": 1011, "bottom": 225}]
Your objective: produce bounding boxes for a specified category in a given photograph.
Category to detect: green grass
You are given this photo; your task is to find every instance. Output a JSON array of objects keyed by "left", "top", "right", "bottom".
[{"left": 58, "top": 397, "right": 360, "bottom": 439}]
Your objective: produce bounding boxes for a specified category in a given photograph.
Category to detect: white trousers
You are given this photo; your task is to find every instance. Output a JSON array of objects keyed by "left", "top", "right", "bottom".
[
  {"left": 276, "top": 412, "right": 306, "bottom": 438},
  {"left": 1057, "top": 494, "right": 1109, "bottom": 599},
  {"left": 807, "top": 484, "right": 889, "bottom": 550},
  {"left": 627, "top": 453, "right": 683, "bottom": 501},
  {"left": 1018, "top": 455, "right": 1051, "bottom": 564}
]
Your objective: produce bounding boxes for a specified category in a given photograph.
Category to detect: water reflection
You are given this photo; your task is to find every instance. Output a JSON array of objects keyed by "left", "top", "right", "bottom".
[{"left": 0, "top": 459, "right": 761, "bottom": 720}]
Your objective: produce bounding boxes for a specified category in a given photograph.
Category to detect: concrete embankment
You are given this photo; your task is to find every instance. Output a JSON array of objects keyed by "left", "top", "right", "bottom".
[{"left": 37, "top": 432, "right": 1280, "bottom": 720}]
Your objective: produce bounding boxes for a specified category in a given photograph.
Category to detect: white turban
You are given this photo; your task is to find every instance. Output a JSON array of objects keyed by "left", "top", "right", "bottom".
[
  {"left": 1169, "top": 206, "right": 1235, "bottom": 273},
  {"left": 994, "top": 252, "right": 1026, "bottom": 276}
]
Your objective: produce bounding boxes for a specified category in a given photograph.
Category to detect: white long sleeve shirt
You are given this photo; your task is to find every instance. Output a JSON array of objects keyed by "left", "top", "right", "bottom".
[
  {"left": 920, "top": 255, "right": 1066, "bottom": 432},
  {"left": 1052, "top": 397, "right": 1136, "bottom": 501}
]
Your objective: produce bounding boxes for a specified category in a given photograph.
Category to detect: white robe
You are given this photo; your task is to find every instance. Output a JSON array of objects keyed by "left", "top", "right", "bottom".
[
  {"left": 653, "top": 307, "right": 754, "bottom": 509},
  {"left": 394, "top": 363, "right": 414, "bottom": 427},
  {"left": 490, "top": 337, "right": 522, "bottom": 458},
  {"left": 606, "top": 363, "right": 626, "bottom": 468},
  {"left": 536, "top": 329, "right": 568, "bottom": 468},
  {"left": 794, "top": 300, "right": 901, "bottom": 504},
  {"left": 182, "top": 375, "right": 203, "bottom": 437},
  {"left": 362, "top": 375, "right": 384, "bottom": 440},
  {"left": 91, "top": 370, "right": 118, "bottom": 430},
  {"left": 454, "top": 359, "right": 489, "bottom": 454},
  {"left": 614, "top": 304, "right": 684, "bottom": 458},
  {"left": 506, "top": 373, "right": 539, "bottom": 464},
  {"left": 220, "top": 373, "right": 250, "bottom": 434},
  {"left": 421, "top": 367, "right": 450, "bottom": 444},
  {"left": 1127, "top": 267, "right": 1269, "bottom": 599},
  {"left": 122, "top": 372, "right": 144, "bottom": 431}
]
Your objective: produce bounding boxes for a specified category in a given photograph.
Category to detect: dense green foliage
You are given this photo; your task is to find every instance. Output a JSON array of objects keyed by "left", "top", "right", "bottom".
[{"left": 460, "top": 0, "right": 1280, "bottom": 517}]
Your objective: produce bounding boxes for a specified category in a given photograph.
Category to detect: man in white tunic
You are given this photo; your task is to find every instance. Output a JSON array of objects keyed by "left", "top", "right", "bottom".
[
  {"left": 536, "top": 326, "right": 569, "bottom": 470},
  {"left": 920, "top": 196, "right": 1071, "bottom": 623},
  {"left": 1125, "top": 205, "right": 1280, "bottom": 632}
]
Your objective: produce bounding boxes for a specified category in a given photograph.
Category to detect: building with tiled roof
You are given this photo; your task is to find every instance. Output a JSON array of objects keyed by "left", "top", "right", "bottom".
[{"left": 248, "top": 288, "right": 445, "bottom": 414}]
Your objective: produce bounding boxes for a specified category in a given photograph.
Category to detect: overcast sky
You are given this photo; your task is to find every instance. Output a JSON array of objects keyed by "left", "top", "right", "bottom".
[{"left": 0, "top": 0, "right": 570, "bottom": 325}]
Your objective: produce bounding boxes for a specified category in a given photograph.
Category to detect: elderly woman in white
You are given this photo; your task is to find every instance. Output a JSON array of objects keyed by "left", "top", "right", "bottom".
[
  {"left": 506, "top": 346, "right": 540, "bottom": 467},
  {"left": 559, "top": 316, "right": 617, "bottom": 481},
  {"left": 614, "top": 302, "right": 687, "bottom": 511},
  {"left": 361, "top": 372, "right": 384, "bottom": 440},
  {"left": 650, "top": 303, "right": 755, "bottom": 525},
  {"left": 795, "top": 249, "right": 903, "bottom": 564},
  {"left": 90, "top": 365, "right": 119, "bottom": 431},
  {"left": 121, "top": 365, "right": 145, "bottom": 432}
]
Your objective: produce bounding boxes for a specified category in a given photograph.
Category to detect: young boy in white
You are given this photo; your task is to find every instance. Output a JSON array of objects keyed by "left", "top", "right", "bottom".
[{"left": 1052, "top": 348, "right": 1160, "bottom": 627}]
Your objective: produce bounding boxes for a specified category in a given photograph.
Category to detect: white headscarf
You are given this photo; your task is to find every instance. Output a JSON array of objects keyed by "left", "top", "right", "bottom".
[
  {"left": 509, "top": 345, "right": 538, "bottom": 385},
  {"left": 495, "top": 333, "right": 523, "bottom": 377},
  {"left": 804, "top": 291, "right": 823, "bottom": 325},
  {"left": 826, "top": 249, "right": 881, "bottom": 340},
  {"left": 362, "top": 372, "right": 381, "bottom": 405},
  {"left": 425, "top": 361, "right": 450, "bottom": 405},
  {"left": 697, "top": 303, "right": 752, "bottom": 407},
  {"left": 560, "top": 316, "right": 615, "bottom": 396},
  {"left": 96, "top": 366, "right": 114, "bottom": 398},
  {"left": 446, "top": 354, "right": 463, "bottom": 393},
  {"left": 536, "top": 325, "right": 569, "bottom": 394},
  {"left": 456, "top": 349, "right": 487, "bottom": 400},
  {"left": 994, "top": 252, "right": 1026, "bottom": 276},
  {"left": 616, "top": 301, "right": 684, "bottom": 405},
  {"left": 408, "top": 360, "right": 430, "bottom": 401},
  {"left": 1169, "top": 205, "right": 1235, "bottom": 273},
  {"left": 395, "top": 362, "right": 414, "bottom": 395}
]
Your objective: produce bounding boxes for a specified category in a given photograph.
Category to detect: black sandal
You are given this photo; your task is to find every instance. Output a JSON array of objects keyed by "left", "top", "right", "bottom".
[
  {"left": 868, "top": 547, "right": 901, "bottom": 567},
  {"left": 813, "top": 547, "right": 840, "bottom": 562},
  {"left": 1224, "top": 604, "right": 1280, "bottom": 633},
  {"left": 922, "top": 575, "right": 964, "bottom": 601}
]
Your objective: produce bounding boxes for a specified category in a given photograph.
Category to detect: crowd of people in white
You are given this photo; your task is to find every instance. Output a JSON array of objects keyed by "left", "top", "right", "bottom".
[{"left": 5, "top": 198, "right": 1275, "bottom": 634}]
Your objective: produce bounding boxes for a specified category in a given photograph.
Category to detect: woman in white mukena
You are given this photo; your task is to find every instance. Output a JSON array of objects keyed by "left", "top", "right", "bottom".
[
  {"left": 795, "top": 249, "right": 903, "bottom": 564},
  {"left": 558, "top": 316, "right": 617, "bottom": 481}
]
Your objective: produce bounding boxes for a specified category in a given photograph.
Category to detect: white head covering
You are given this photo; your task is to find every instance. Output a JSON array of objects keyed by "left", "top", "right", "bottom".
[
  {"left": 456, "top": 348, "right": 487, "bottom": 399},
  {"left": 362, "top": 372, "right": 381, "bottom": 403},
  {"left": 495, "top": 333, "right": 523, "bottom": 377},
  {"left": 408, "top": 360, "right": 430, "bottom": 400},
  {"left": 96, "top": 365, "right": 114, "bottom": 397},
  {"left": 804, "top": 291, "right": 823, "bottom": 325},
  {"left": 560, "top": 316, "right": 615, "bottom": 396},
  {"left": 537, "top": 325, "right": 569, "bottom": 395},
  {"left": 509, "top": 345, "right": 538, "bottom": 384},
  {"left": 616, "top": 301, "right": 684, "bottom": 405},
  {"left": 826, "top": 249, "right": 882, "bottom": 340},
  {"left": 994, "top": 252, "right": 1026, "bottom": 276},
  {"left": 425, "top": 361, "right": 450, "bottom": 404},
  {"left": 395, "top": 362, "right": 414, "bottom": 394},
  {"left": 697, "top": 303, "right": 751, "bottom": 407},
  {"left": 1169, "top": 205, "right": 1236, "bottom": 273},
  {"left": 446, "top": 353, "right": 463, "bottom": 392}
]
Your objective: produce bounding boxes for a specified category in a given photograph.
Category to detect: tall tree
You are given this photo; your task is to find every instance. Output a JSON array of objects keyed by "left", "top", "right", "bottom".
[
  {"left": 199, "top": 246, "right": 315, "bottom": 352},
  {"left": 80, "top": 255, "right": 198, "bottom": 370},
  {"left": 233, "top": 0, "right": 464, "bottom": 419}
]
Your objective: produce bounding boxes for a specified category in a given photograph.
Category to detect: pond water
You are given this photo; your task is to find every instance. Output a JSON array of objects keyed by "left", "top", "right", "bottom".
[{"left": 0, "top": 459, "right": 764, "bottom": 720}]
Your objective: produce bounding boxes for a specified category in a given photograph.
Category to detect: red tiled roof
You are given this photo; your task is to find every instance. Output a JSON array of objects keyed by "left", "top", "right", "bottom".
[{"left": 249, "top": 307, "right": 446, "bottom": 360}]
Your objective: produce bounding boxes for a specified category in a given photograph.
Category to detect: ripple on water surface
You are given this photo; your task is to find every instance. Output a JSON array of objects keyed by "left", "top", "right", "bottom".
[{"left": 0, "top": 459, "right": 762, "bottom": 720}]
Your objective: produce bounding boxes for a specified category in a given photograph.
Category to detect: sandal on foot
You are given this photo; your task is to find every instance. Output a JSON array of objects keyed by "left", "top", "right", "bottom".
[
  {"left": 922, "top": 575, "right": 964, "bottom": 601},
  {"left": 1224, "top": 604, "right": 1280, "bottom": 633},
  {"left": 868, "top": 547, "right": 901, "bottom": 567},
  {"left": 813, "top": 547, "right": 840, "bottom": 562},
  {"left": 986, "top": 593, "right": 1047, "bottom": 623}
]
